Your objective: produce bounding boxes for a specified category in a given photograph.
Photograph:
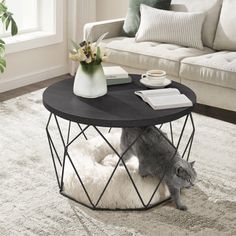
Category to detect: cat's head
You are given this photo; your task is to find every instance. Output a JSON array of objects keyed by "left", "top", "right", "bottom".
[{"left": 174, "top": 161, "right": 197, "bottom": 188}]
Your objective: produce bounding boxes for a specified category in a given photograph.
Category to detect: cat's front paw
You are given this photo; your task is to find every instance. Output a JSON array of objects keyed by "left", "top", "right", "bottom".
[
  {"left": 141, "top": 174, "right": 148, "bottom": 178},
  {"left": 138, "top": 168, "right": 149, "bottom": 178},
  {"left": 177, "top": 205, "right": 188, "bottom": 211},
  {"left": 139, "top": 171, "right": 148, "bottom": 178}
]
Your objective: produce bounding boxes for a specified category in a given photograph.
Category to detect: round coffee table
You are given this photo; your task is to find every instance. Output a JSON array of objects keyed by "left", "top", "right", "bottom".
[{"left": 43, "top": 74, "right": 196, "bottom": 211}]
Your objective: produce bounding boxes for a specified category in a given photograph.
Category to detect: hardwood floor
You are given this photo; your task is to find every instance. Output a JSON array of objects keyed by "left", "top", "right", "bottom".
[
  {"left": 194, "top": 104, "right": 236, "bottom": 125},
  {"left": 0, "top": 74, "right": 235, "bottom": 124}
]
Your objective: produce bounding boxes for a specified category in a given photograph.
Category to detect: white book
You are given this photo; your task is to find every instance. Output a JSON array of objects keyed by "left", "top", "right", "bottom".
[
  {"left": 135, "top": 88, "right": 192, "bottom": 110},
  {"left": 135, "top": 88, "right": 180, "bottom": 101},
  {"left": 103, "top": 66, "right": 129, "bottom": 79}
]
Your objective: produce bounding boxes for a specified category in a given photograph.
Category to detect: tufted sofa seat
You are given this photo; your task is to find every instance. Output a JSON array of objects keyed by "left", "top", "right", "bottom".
[
  {"left": 101, "top": 37, "right": 213, "bottom": 80},
  {"left": 180, "top": 52, "right": 236, "bottom": 90},
  {"left": 179, "top": 52, "right": 236, "bottom": 110},
  {"left": 84, "top": 1, "right": 236, "bottom": 112}
]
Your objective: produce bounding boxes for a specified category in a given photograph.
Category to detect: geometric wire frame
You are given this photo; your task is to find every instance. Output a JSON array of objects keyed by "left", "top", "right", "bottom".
[{"left": 46, "top": 113, "right": 195, "bottom": 211}]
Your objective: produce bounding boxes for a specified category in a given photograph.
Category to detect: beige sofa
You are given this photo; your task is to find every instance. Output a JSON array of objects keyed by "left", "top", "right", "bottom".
[{"left": 84, "top": 0, "right": 236, "bottom": 112}]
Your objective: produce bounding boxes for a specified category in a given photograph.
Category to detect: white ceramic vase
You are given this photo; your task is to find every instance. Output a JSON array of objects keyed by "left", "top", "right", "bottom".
[{"left": 73, "top": 63, "right": 107, "bottom": 98}]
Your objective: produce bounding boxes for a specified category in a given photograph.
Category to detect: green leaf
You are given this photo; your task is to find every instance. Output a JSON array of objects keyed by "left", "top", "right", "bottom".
[
  {"left": 0, "top": 58, "right": 6, "bottom": 66},
  {"left": 0, "top": 65, "right": 4, "bottom": 73},
  {"left": 95, "top": 32, "right": 109, "bottom": 47},
  {"left": 0, "top": 0, "right": 18, "bottom": 72},
  {"left": 5, "top": 15, "right": 11, "bottom": 30},
  {"left": 0, "top": 58, "right": 6, "bottom": 73},
  {"left": 11, "top": 18, "right": 18, "bottom": 35},
  {"left": 0, "top": 48, "right": 4, "bottom": 56},
  {"left": 0, "top": 39, "right": 5, "bottom": 56},
  {"left": 0, "top": 3, "right": 7, "bottom": 13},
  {"left": 1, "top": 12, "right": 8, "bottom": 23},
  {"left": 0, "top": 39, "right": 5, "bottom": 44},
  {"left": 0, "top": 3, "right": 17, "bottom": 35},
  {"left": 0, "top": 45, "right": 5, "bottom": 54},
  {"left": 71, "top": 40, "right": 80, "bottom": 51},
  {"left": 96, "top": 47, "right": 101, "bottom": 62}
]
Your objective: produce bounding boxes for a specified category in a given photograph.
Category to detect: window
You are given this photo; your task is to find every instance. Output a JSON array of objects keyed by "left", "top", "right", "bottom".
[
  {"left": 0, "top": 0, "right": 39, "bottom": 37},
  {"left": 2, "top": 0, "right": 63, "bottom": 54}
]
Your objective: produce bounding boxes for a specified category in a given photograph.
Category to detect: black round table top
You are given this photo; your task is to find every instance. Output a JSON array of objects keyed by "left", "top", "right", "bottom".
[{"left": 43, "top": 74, "right": 196, "bottom": 127}]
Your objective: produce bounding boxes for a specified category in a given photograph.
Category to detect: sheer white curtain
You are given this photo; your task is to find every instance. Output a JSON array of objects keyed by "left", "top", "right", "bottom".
[{"left": 68, "top": 0, "right": 96, "bottom": 75}]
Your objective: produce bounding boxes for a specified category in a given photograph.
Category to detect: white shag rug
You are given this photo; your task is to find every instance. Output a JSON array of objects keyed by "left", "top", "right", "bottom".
[
  {"left": 64, "top": 132, "right": 170, "bottom": 209},
  {"left": 0, "top": 88, "right": 236, "bottom": 236}
]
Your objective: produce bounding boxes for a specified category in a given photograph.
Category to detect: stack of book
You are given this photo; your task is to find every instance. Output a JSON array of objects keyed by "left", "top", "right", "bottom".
[
  {"left": 103, "top": 66, "right": 132, "bottom": 85},
  {"left": 135, "top": 88, "right": 192, "bottom": 110}
]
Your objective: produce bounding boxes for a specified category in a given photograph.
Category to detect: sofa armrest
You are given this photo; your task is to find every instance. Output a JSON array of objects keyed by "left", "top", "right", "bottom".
[{"left": 84, "top": 18, "right": 125, "bottom": 42}]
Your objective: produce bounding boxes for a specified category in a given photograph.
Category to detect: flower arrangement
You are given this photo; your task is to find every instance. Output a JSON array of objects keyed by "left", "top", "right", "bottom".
[
  {"left": 70, "top": 33, "right": 109, "bottom": 98},
  {"left": 69, "top": 32, "right": 108, "bottom": 66},
  {"left": 0, "top": 0, "right": 18, "bottom": 73}
]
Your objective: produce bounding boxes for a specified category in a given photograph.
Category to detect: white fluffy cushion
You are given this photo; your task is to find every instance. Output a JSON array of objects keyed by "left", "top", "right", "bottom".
[
  {"left": 213, "top": 0, "right": 236, "bottom": 51},
  {"left": 171, "top": 0, "right": 223, "bottom": 48},
  {"left": 64, "top": 132, "right": 170, "bottom": 209},
  {"left": 136, "top": 4, "right": 205, "bottom": 50}
]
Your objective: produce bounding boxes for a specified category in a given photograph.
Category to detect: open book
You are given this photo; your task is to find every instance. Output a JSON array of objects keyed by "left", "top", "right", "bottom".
[{"left": 135, "top": 88, "right": 192, "bottom": 110}]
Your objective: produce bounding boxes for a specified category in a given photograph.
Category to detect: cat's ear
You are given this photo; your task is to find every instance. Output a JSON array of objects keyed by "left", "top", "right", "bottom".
[
  {"left": 176, "top": 166, "right": 185, "bottom": 177},
  {"left": 190, "top": 161, "right": 195, "bottom": 167}
]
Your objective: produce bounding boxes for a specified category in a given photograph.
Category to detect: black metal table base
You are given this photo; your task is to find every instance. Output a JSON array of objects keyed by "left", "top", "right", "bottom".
[{"left": 46, "top": 113, "right": 195, "bottom": 211}]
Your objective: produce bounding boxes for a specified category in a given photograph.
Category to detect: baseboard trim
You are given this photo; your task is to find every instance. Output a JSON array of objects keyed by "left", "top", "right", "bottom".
[
  {"left": 0, "top": 65, "right": 69, "bottom": 93},
  {"left": 194, "top": 104, "right": 236, "bottom": 124}
]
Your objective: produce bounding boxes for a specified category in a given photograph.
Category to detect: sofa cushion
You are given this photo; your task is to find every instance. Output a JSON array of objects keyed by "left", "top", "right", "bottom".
[
  {"left": 136, "top": 5, "right": 205, "bottom": 50},
  {"left": 101, "top": 37, "right": 213, "bottom": 77},
  {"left": 123, "top": 0, "right": 171, "bottom": 37},
  {"left": 171, "top": 0, "right": 222, "bottom": 48},
  {"left": 213, "top": 0, "right": 236, "bottom": 51},
  {"left": 180, "top": 52, "right": 236, "bottom": 89}
]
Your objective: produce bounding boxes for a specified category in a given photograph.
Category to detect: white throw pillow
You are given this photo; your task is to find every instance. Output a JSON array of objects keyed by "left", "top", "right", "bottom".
[
  {"left": 136, "top": 4, "right": 205, "bottom": 50},
  {"left": 171, "top": 0, "right": 223, "bottom": 49},
  {"left": 213, "top": 0, "right": 236, "bottom": 51}
]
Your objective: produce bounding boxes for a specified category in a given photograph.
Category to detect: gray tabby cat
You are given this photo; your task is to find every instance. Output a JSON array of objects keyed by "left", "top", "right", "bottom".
[{"left": 120, "top": 126, "right": 197, "bottom": 211}]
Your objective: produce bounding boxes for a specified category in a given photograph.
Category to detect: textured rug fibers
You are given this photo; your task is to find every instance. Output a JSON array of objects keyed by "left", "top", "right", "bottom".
[{"left": 0, "top": 88, "right": 236, "bottom": 236}]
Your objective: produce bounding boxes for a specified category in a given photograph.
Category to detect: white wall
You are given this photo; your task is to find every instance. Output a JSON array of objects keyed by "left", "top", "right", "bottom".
[
  {"left": 0, "top": 1, "right": 68, "bottom": 93},
  {"left": 96, "top": 0, "right": 128, "bottom": 20},
  {"left": 0, "top": 0, "right": 129, "bottom": 93}
]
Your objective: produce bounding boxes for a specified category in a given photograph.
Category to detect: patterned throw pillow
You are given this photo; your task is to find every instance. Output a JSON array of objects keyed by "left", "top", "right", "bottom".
[
  {"left": 123, "top": 0, "right": 171, "bottom": 37},
  {"left": 136, "top": 4, "right": 205, "bottom": 50}
]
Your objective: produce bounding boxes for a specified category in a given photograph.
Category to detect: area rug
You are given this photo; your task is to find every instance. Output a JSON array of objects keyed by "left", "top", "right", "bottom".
[{"left": 0, "top": 88, "right": 235, "bottom": 236}]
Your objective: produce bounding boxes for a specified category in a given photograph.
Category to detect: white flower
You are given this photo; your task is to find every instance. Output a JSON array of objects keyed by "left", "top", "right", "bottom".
[
  {"left": 85, "top": 56, "right": 92, "bottom": 64},
  {"left": 69, "top": 32, "right": 110, "bottom": 64},
  {"left": 78, "top": 48, "right": 87, "bottom": 61}
]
